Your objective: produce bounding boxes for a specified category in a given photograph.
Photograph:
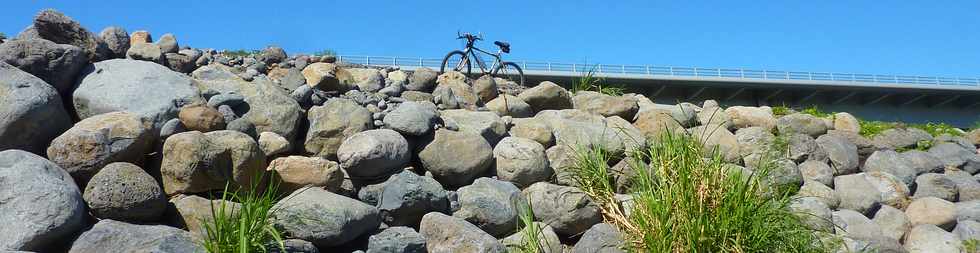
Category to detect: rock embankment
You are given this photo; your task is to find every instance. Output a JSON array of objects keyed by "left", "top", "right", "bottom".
[{"left": 2, "top": 9, "right": 980, "bottom": 253}]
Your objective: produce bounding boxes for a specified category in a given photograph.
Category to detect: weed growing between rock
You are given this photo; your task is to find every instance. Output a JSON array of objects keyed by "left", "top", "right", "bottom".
[
  {"left": 571, "top": 65, "right": 626, "bottom": 96},
  {"left": 202, "top": 174, "right": 285, "bottom": 253},
  {"left": 511, "top": 196, "right": 550, "bottom": 253},
  {"left": 570, "top": 130, "right": 829, "bottom": 252}
]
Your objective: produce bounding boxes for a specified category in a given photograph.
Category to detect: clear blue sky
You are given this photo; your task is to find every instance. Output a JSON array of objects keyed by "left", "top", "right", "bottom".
[{"left": 3, "top": 1, "right": 979, "bottom": 77}]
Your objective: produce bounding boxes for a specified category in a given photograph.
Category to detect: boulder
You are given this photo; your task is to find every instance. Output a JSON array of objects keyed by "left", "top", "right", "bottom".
[
  {"left": 433, "top": 74, "right": 482, "bottom": 109},
  {"left": 472, "top": 75, "right": 498, "bottom": 102},
  {"left": 164, "top": 52, "right": 196, "bottom": 73},
  {"left": 776, "top": 113, "right": 828, "bottom": 137},
  {"left": 454, "top": 177, "right": 526, "bottom": 237},
  {"left": 192, "top": 65, "right": 303, "bottom": 141},
  {"left": 156, "top": 33, "right": 178, "bottom": 54},
  {"left": 377, "top": 171, "right": 449, "bottom": 227},
  {"left": 267, "top": 156, "right": 344, "bottom": 194},
  {"left": 501, "top": 222, "right": 563, "bottom": 253},
  {"left": 697, "top": 104, "right": 732, "bottom": 129},
  {"left": 83, "top": 162, "right": 166, "bottom": 222},
  {"left": 834, "top": 173, "right": 882, "bottom": 215},
  {"left": 571, "top": 223, "right": 625, "bottom": 253},
  {"left": 547, "top": 145, "right": 579, "bottom": 186},
  {"left": 901, "top": 150, "right": 944, "bottom": 175},
  {"left": 954, "top": 220, "right": 980, "bottom": 242},
  {"left": 903, "top": 224, "right": 963, "bottom": 253},
  {"left": 258, "top": 46, "right": 287, "bottom": 65},
  {"left": 129, "top": 30, "right": 152, "bottom": 44},
  {"left": 126, "top": 42, "right": 164, "bottom": 63},
  {"left": 967, "top": 129, "right": 980, "bottom": 146},
  {"left": 816, "top": 134, "right": 860, "bottom": 175},
  {"left": 367, "top": 226, "right": 426, "bottom": 253},
  {"left": 0, "top": 150, "right": 85, "bottom": 251},
  {"left": 348, "top": 68, "right": 385, "bottom": 92},
  {"left": 493, "top": 137, "right": 552, "bottom": 188},
  {"left": 872, "top": 205, "right": 911, "bottom": 241},
  {"left": 689, "top": 124, "right": 741, "bottom": 162},
  {"left": 946, "top": 170, "right": 980, "bottom": 201},
  {"left": 270, "top": 187, "right": 381, "bottom": 248},
  {"left": 22, "top": 9, "right": 109, "bottom": 61},
  {"left": 160, "top": 130, "right": 267, "bottom": 195},
  {"left": 517, "top": 81, "right": 572, "bottom": 112},
  {"left": 789, "top": 197, "right": 833, "bottom": 232},
  {"left": 633, "top": 109, "right": 683, "bottom": 140},
  {"left": 0, "top": 62, "right": 73, "bottom": 155},
  {"left": 833, "top": 112, "right": 861, "bottom": 133},
  {"left": 785, "top": 133, "right": 828, "bottom": 163},
  {"left": 799, "top": 160, "right": 834, "bottom": 186},
  {"left": 645, "top": 103, "right": 700, "bottom": 127},
  {"left": 572, "top": 91, "right": 639, "bottom": 120},
  {"left": 929, "top": 142, "right": 980, "bottom": 174},
  {"left": 46, "top": 111, "right": 153, "bottom": 183},
  {"left": 509, "top": 117, "right": 555, "bottom": 147},
  {"left": 905, "top": 197, "right": 957, "bottom": 230},
  {"left": 912, "top": 173, "right": 958, "bottom": 201},
  {"left": 524, "top": 182, "right": 602, "bottom": 236},
  {"left": 403, "top": 67, "right": 437, "bottom": 91},
  {"left": 486, "top": 94, "right": 533, "bottom": 118},
  {"left": 958, "top": 200, "right": 980, "bottom": 222},
  {"left": 178, "top": 103, "right": 226, "bottom": 132},
  {"left": 258, "top": 131, "right": 291, "bottom": 157},
  {"left": 303, "top": 62, "right": 354, "bottom": 92},
  {"left": 863, "top": 150, "right": 916, "bottom": 185},
  {"left": 419, "top": 129, "right": 494, "bottom": 187},
  {"left": 724, "top": 106, "right": 776, "bottom": 130},
  {"left": 735, "top": 126, "right": 775, "bottom": 157},
  {"left": 419, "top": 212, "right": 506, "bottom": 253},
  {"left": 68, "top": 219, "right": 202, "bottom": 253},
  {"left": 863, "top": 171, "right": 911, "bottom": 209},
  {"left": 337, "top": 129, "right": 411, "bottom": 180},
  {"left": 74, "top": 59, "right": 203, "bottom": 129},
  {"left": 0, "top": 38, "right": 86, "bottom": 95},
  {"left": 872, "top": 128, "right": 932, "bottom": 150},
  {"left": 269, "top": 239, "right": 320, "bottom": 253},
  {"left": 304, "top": 98, "right": 373, "bottom": 159},
  {"left": 797, "top": 180, "right": 840, "bottom": 209},
  {"left": 536, "top": 109, "right": 644, "bottom": 156},
  {"left": 99, "top": 26, "right": 130, "bottom": 58},
  {"left": 832, "top": 209, "right": 885, "bottom": 243},
  {"left": 167, "top": 194, "right": 241, "bottom": 238},
  {"left": 383, "top": 101, "right": 439, "bottom": 136}
]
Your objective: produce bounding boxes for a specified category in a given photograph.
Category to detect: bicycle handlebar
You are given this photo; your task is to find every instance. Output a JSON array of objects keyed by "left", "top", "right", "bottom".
[{"left": 456, "top": 32, "right": 483, "bottom": 41}]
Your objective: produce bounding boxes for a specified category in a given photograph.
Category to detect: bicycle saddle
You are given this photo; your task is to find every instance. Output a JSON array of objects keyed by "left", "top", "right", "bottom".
[{"left": 494, "top": 41, "right": 511, "bottom": 53}]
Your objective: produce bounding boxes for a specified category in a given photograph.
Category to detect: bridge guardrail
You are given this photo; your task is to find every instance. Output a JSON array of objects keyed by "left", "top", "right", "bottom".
[{"left": 335, "top": 55, "right": 980, "bottom": 87}]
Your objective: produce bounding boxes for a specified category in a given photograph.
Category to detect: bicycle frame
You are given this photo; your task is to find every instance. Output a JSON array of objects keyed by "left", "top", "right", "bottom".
[{"left": 457, "top": 41, "right": 504, "bottom": 74}]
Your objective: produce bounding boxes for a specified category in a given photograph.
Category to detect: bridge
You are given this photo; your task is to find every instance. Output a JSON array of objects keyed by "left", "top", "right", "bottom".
[{"left": 336, "top": 55, "right": 980, "bottom": 127}]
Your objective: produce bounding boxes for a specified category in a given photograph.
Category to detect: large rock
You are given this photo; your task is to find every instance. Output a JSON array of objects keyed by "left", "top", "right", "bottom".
[
  {"left": 337, "top": 129, "right": 411, "bottom": 180},
  {"left": 258, "top": 46, "right": 287, "bottom": 65},
  {"left": 571, "top": 223, "right": 625, "bottom": 253},
  {"left": 68, "top": 219, "right": 202, "bottom": 253},
  {"left": 453, "top": 177, "right": 526, "bottom": 237},
  {"left": 347, "top": 68, "right": 385, "bottom": 92},
  {"left": 0, "top": 150, "right": 85, "bottom": 251},
  {"left": 270, "top": 187, "right": 381, "bottom": 248},
  {"left": 74, "top": 59, "right": 203, "bottom": 129},
  {"left": 383, "top": 101, "right": 438, "bottom": 136},
  {"left": 156, "top": 33, "right": 178, "bottom": 54},
  {"left": 0, "top": 62, "right": 72, "bottom": 155},
  {"left": 633, "top": 109, "right": 683, "bottom": 140},
  {"left": 22, "top": 9, "right": 109, "bottom": 61},
  {"left": 419, "top": 129, "right": 494, "bottom": 187},
  {"left": 178, "top": 103, "right": 225, "bottom": 132},
  {"left": 367, "top": 226, "right": 427, "bottom": 253},
  {"left": 432, "top": 74, "right": 482, "bottom": 109},
  {"left": 946, "top": 170, "right": 980, "bottom": 201},
  {"left": 834, "top": 173, "right": 882, "bottom": 215},
  {"left": 501, "top": 222, "right": 563, "bottom": 253},
  {"left": 267, "top": 156, "right": 344, "bottom": 194},
  {"left": 797, "top": 180, "right": 840, "bottom": 209},
  {"left": 790, "top": 197, "right": 833, "bottom": 232},
  {"left": 98, "top": 26, "right": 129, "bottom": 58},
  {"left": 872, "top": 205, "right": 911, "bottom": 241},
  {"left": 509, "top": 118, "right": 555, "bottom": 147},
  {"left": 303, "top": 63, "right": 354, "bottom": 91},
  {"left": 832, "top": 209, "right": 885, "bottom": 243},
  {"left": 958, "top": 200, "right": 980, "bottom": 222},
  {"left": 258, "top": 131, "right": 291, "bottom": 157},
  {"left": 724, "top": 106, "right": 776, "bottom": 130},
  {"left": 954, "top": 220, "right": 980, "bottom": 242},
  {"left": 0, "top": 38, "right": 86, "bottom": 95},
  {"left": 929, "top": 142, "right": 980, "bottom": 174},
  {"left": 192, "top": 65, "right": 303, "bottom": 141},
  {"left": 46, "top": 111, "right": 153, "bottom": 183},
  {"left": 377, "top": 171, "right": 449, "bottom": 227},
  {"left": 799, "top": 160, "right": 834, "bottom": 186},
  {"left": 697, "top": 103, "right": 732, "bottom": 129},
  {"left": 405, "top": 67, "right": 438, "bottom": 91},
  {"left": 126, "top": 42, "right": 164, "bottom": 63},
  {"left": 903, "top": 224, "right": 963, "bottom": 253},
  {"left": 901, "top": 150, "right": 944, "bottom": 175},
  {"left": 571, "top": 91, "right": 639, "bottom": 120},
  {"left": 785, "top": 133, "right": 828, "bottom": 163},
  {"left": 304, "top": 98, "right": 373, "bottom": 159},
  {"left": 863, "top": 150, "right": 916, "bottom": 185},
  {"left": 689, "top": 124, "right": 741, "bottom": 162},
  {"left": 517, "top": 81, "right": 572, "bottom": 112},
  {"left": 167, "top": 194, "right": 241, "bottom": 238},
  {"left": 83, "top": 162, "right": 166, "bottom": 222},
  {"left": 967, "top": 129, "right": 980, "bottom": 146},
  {"left": 524, "top": 182, "right": 602, "bottom": 236},
  {"left": 493, "top": 137, "right": 552, "bottom": 188},
  {"left": 872, "top": 128, "right": 932, "bottom": 150},
  {"left": 816, "top": 134, "right": 860, "bottom": 175},
  {"left": 905, "top": 197, "right": 957, "bottom": 230},
  {"left": 776, "top": 113, "right": 828, "bottom": 137},
  {"left": 833, "top": 112, "right": 861, "bottom": 133},
  {"left": 735, "top": 126, "right": 775, "bottom": 157},
  {"left": 486, "top": 94, "right": 533, "bottom": 118},
  {"left": 160, "top": 130, "right": 267, "bottom": 195},
  {"left": 536, "top": 109, "right": 645, "bottom": 156},
  {"left": 863, "top": 171, "right": 911, "bottom": 209},
  {"left": 913, "top": 173, "right": 958, "bottom": 201},
  {"left": 419, "top": 212, "right": 506, "bottom": 253}
]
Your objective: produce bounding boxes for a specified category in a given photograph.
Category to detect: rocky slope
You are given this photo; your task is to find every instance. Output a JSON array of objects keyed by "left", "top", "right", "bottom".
[{"left": 2, "top": 9, "right": 980, "bottom": 253}]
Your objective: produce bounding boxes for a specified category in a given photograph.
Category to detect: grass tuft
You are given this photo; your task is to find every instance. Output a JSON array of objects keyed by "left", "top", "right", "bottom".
[
  {"left": 799, "top": 105, "right": 832, "bottom": 118},
  {"left": 570, "top": 130, "right": 828, "bottom": 252},
  {"left": 858, "top": 119, "right": 897, "bottom": 137},
  {"left": 771, "top": 104, "right": 792, "bottom": 117},
  {"left": 572, "top": 65, "right": 626, "bottom": 96},
  {"left": 908, "top": 122, "right": 962, "bottom": 137},
  {"left": 511, "top": 196, "right": 550, "bottom": 253},
  {"left": 202, "top": 174, "right": 285, "bottom": 253}
]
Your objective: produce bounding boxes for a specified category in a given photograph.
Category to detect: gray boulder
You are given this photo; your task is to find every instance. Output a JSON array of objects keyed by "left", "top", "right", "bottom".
[
  {"left": 571, "top": 223, "right": 625, "bottom": 253},
  {"left": 337, "top": 129, "right": 411, "bottom": 180},
  {"left": 946, "top": 170, "right": 980, "bottom": 201},
  {"left": 790, "top": 197, "right": 833, "bottom": 232},
  {"left": 524, "top": 182, "right": 602, "bottom": 236},
  {"left": 493, "top": 137, "right": 552, "bottom": 188},
  {"left": 863, "top": 171, "right": 911, "bottom": 209},
  {"left": 68, "top": 219, "right": 202, "bottom": 253},
  {"left": 0, "top": 150, "right": 85, "bottom": 251},
  {"left": 74, "top": 59, "right": 203, "bottom": 129},
  {"left": 953, "top": 220, "right": 980, "bottom": 242},
  {"left": 872, "top": 128, "right": 932, "bottom": 150},
  {"left": 367, "top": 226, "right": 426, "bottom": 253},
  {"left": 834, "top": 173, "right": 881, "bottom": 215},
  {"left": 958, "top": 200, "right": 980, "bottom": 222},
  {"left": 797, "top": 180, "right": 840, "bottom": 209},
  {"left": 0, "top": 62, "right": 73, "bottom": 155},
  {"left": 509, "top": 118, "right": 555, "bottom": 147},
  {"left": 863, "top": 150, "right": 916, "bottom": 185},
  {"left": 724, "top": 106, "right": 776, "bottom": 130},
  {"left": 912, "top": 173, "right": 958, "bottom": 201},
  {"left": 378, "top": 171, "right": 449, "bottom": 227},
  {"left": 486, "top": 94, "right": 533, "bottom": 118},
  {"left": 46, "top": 111, "right": 153, "bottom": 184},
  {"left": 406, "top": 67, "right": 438, "bottom": 91},
  {"left": 690, "top": 124, "right": 741, "bottom": 163},
  {"left": 160, "top": 130, "right": 267, "bottom": 195},
  {"left": 259, "top": 46, "right": 287, "bottom": 65},
  {"left": 501, "top": 222, "right": 563, "bottom": 253},
  {"left": 832, "top": 209, "right": 885, "bottom": 243},
  {"left": 785, "top": 133, "right": 828, "bottom": 163},
  {"left": 929, "top": 142, "right": 980, "bottom": 174},
  {"left": 156, "top": 33, "right": 178, "bottom": 54},
  {"left": 419, "top": 129, "right": 494, "bottom": 187},
  {"left": 270, "top": 187, "right": 381, "bottom": 248},
  {"left": 167, "top": 194, "right": 241, "bottom": 239},
  {"left": 192, "top": 65, "right": 303, "bottom": 141},
  {"left": 304, "top": 98, "right": 373, "bottom": 159},
  {"left": 776, "top": 113, "right": 828, "bottom": 137},
  {"left": 98, "top": 26, "right": 129, "bottom": 58},
  {"left": 453, "top": 177, "right": 526, "bottom": 237},
  {"left": 0, "top": 38, "right": 86, "bottom": 95},
  {"left": 903, "top": 224, "right": 963, "bottom": 253},
  {"left": 440, "top": 109, "right": 507, "bottom": 145},
  {"left": 905, "top": 197, "right": 957, "bottom": 230},
  {"left": 383, "top": 101, "right": 439, "bottom": 136},
  {"left": 901, "top": 150, "right": 944, "bottom": 175},
  {"left": 348, "top": 68, "right": 385, "bottom": 92},
  {"left": 816, "top": 134, "right": 860, "bottom": 175},
  {"left": 83, "top": 162, "right": 166, "bottom": 222},
  {"left": 735, "top": 126, "right": 775, "bottom": 157},
  {"left": 419, "top": 212, "right": 506, "bottom": 253},
  {"left": 799, "top": 160, "right": 834, "bottom": 186},
  {"left": 126, "top": 42, "right": 164, "bottom": 63},
  {"left": 872, "top": 205, "right": 911, "bottom": 241},
  {"left": 571, "top": 91, "right": 639, "bottom": 120},
  {"left": 517, "top": 81, "right": 573, "bottom": 112},
  {"left": 21, "top": 9, "right": 109, "bottom": 61}
]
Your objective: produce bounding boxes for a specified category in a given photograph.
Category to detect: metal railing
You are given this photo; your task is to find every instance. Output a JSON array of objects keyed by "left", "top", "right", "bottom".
[{"left": 336, "top": 55, "right": 980, "bottom": 87}]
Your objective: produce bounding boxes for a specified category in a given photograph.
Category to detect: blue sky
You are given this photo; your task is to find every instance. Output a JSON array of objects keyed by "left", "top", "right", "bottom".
[{"left": 3, "top": 1, "right": 979, "bottom": 77}]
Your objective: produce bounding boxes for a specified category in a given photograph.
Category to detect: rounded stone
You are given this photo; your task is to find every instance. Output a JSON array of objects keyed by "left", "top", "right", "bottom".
[
  {"left": 493, "top": 137, "right": 552, "bottom": 188},
  {"left": 337, "top": 129, "right": 411, "bottom": 180},
  {"left": 83, "top": 162, "right": 166, "bottom": 222}
]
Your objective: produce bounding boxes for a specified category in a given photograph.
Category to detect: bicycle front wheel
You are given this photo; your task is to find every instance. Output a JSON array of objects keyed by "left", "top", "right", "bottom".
[
  {"left": 492, "top": 61, "right": 525, "bottom": 87},
  {"left": 440, "top": 50, "right": 471, "bottom": 75}
]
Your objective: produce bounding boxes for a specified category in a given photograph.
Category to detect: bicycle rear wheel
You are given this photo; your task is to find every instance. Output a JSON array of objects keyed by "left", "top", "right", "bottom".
[
  {"left": 440, "top": 50, "right": 471, "bottom": 75},
  {"left": 492, "top": 61, "right": 525, "bottom": 87}
]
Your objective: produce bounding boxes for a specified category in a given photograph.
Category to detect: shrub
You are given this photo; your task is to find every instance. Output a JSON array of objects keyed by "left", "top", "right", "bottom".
[
  {"left": 771, "top": 104, "right": 792, "bottom": 117},
  {"left": 313, "top": 49, "right": 337, "bottom": 56},
  {"left": 800, "top": 105, "right": 832, "bottom": 118},
  {"left": 202, "top": 175, "right": 285, "bottom": 253},
  {"left": 572, "top": 65, "right": 625, "bottom": 96},
  {"left": 569, "top": 130, "right": 828, "bottom": 252}
]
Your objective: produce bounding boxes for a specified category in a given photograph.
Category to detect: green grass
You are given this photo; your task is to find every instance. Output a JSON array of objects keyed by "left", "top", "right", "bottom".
[
  {"left": 858, "top": 119, "right": 898, "bottom": 137},
  {"left": 965, "top": 239, "right": 980, "bottom": 253},
  {"left": 570, "top": 131, "right": 828, "bottom": 252},
  {"left": 510, "top": 196, "right": 550, "bottom": 253},
  {"left": 571, "top": 65, "right": 626, "bottom": 96},
  {"left": 908, "top": 122, "right": 962, "bottom": 137},
  {"left": 222, "top": 49, "right": 260, "bottom": 57},
  {"left": 771, "top": 104, "right": 792, "bottom": 117},
  {"left": 202, "top": 174, "right": 285, "bottom": 253},
  {"left": 799, "top": 105, "right": 832, "bottom": 118}
]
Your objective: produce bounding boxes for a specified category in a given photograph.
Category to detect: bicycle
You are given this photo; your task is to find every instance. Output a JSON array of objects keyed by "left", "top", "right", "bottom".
[{"left": 440, "top": 32, "right": 525, "bottom": 87}]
